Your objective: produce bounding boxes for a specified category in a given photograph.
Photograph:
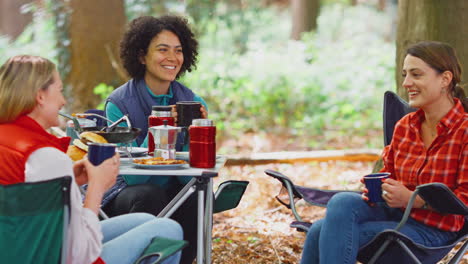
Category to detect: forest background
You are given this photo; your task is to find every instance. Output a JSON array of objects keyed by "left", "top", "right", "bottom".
[
  {"left": 0, "top": 0, "right": 399, "bottom": 152},
  {"left": 1, "top": 0, "right": 467, "bottom": 152}
]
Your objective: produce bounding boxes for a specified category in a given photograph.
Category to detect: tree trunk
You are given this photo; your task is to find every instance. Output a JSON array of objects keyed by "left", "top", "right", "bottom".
[
  {"left": 395, "top": 0, "right": 468, "bottom": 99},
  {"left": 0, "top": 0, "right": 33, "bottom": 40},
  {"left": 290, "top": 0, "right": 319, "bottom": 40},
  {"left": 64, "top": 0, "right": 126, "bottom": 112},
  {"left": 378, "top": 0, "right": 386, "bottom": 12}
]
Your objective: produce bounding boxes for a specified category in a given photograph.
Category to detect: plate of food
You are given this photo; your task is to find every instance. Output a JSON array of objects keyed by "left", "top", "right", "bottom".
[
  {"left": 132, "top": 157, "right": 188, "bottom": 170},
  {"left": 118, "top": 147, "right": 148, "bottom": 157}
]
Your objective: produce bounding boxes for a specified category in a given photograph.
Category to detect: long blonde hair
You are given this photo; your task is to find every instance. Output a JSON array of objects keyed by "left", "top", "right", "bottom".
[{"left": 0, "top": 55, "right": 56, "bottom": 123}]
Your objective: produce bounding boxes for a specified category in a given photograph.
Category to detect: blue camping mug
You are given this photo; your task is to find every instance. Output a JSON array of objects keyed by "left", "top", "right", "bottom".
[
  {"left": 364, "top": 172, "right": 391, "bottom": 203},
  {"left": 88, "top": 143, "right": 117, "bottom": 166}
]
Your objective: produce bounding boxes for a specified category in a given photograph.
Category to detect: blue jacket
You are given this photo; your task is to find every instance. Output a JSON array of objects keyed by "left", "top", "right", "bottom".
[
  {"left": 97, "top": 79, "right": 197, "bottom": 205},
  {"left": 106, "top": 79, "right": 195, "bottom": 146},
  {"left": 82, "top": 176, "right": 127, "bottom": 207}
]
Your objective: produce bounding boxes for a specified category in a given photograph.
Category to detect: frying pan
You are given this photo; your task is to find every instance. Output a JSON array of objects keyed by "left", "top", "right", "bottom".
[{"left": 83, "top": 126, "right": 141, "bottom": 143}]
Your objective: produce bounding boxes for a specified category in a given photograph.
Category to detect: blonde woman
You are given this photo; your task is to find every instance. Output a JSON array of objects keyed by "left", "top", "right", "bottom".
[{"left": 0, "top": 55, "right": 183, "bottom": 264}]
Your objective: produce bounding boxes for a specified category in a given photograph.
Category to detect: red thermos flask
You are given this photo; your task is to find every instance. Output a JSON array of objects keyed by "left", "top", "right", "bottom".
[
  {"left": 148, "top": 106, "right": 174, "bottom": 156},
  {"left": 189, "top": 119, "right": 216, "bottom": 168}
]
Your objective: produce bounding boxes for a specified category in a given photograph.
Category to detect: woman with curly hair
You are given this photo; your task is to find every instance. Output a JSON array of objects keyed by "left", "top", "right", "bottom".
[
  {"left": 108, "top": 14, "right": 207, "bottom": 145},
  {"left": 102, "top": 15, "right": 207, "bottom": 264}
]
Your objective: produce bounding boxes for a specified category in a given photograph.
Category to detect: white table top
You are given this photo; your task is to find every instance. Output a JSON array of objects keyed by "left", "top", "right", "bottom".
[{"left": 119, "top": 156, "right": 226, "bottom": 176}]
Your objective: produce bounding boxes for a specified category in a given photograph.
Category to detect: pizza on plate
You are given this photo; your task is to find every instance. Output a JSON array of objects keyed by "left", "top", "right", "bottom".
[{"left": 133, "top": 157, "right": 187, "bottom": 165}]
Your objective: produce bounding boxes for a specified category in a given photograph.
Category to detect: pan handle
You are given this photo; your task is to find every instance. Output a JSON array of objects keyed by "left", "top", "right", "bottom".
[
  {"left": 74, "top": 113, "right": 114, "bottom": 124},
  {"left": 124, "top": 115, "right": 132, "bottom": 130},
  {"left": 103, "top": 115, "right": 133, "bottom": 132},
  {"left": 59, "top": 112, "right": 83, "bottom": 133}
]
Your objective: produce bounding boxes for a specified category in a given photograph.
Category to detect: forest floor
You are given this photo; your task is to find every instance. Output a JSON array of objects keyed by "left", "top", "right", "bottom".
[{"left": 206, "top": 132, "right": 468, "bottom": 264}]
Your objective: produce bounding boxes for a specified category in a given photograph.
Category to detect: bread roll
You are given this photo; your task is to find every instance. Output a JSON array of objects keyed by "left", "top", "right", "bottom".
[
  {"left": 73, "top": 139, "right": 89, "bottom": 152},
  {"left": 67, "top": 132, "right": 108, "bottom": 161},
  {"left": 66, "top": 145, "right": 86, "bottom": 161},
  {"left": 80, "top": 131, "right": 107, "bottom": 144}
]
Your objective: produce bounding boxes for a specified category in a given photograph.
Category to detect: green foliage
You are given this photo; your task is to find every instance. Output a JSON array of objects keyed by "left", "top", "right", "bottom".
[
  {"left": 247, "top": 236, "right": 259, "bottom": 243},
  {"left": 0, "top": 1, "right": 396, "bottom": 149},
  {"left": 0, "top": 6, "right": 56, "bottom": 65},
  {"left": 93, "top": 83, "right": 115, "bottom": 110},
  {"left": 181, "top": 3, "right": 396, "bottom": 147},
  {"left": 47, "top": 0, "right": 72, "bottom": 82},
  {"left": 124, "top": 0, "right": 170, "bottom": 20}
]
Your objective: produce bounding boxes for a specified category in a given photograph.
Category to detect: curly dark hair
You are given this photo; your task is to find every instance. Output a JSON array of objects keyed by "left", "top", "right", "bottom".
[{"left": 120, "top": 15, "right": 198, "bottom": 80}]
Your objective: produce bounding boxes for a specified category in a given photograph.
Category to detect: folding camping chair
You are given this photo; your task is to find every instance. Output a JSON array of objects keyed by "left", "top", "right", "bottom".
[
  {"left": 357, "top": 183, "right": 468, "bottom": 264},
  {"left": 214, "top": 180, "right": 249, "bottom": 213},
  {"left": 265, "top": 91, "right": 415, "bottom": 232},
  {"left": 264, "top": 91, "right": 468, "bottom": 263},
  {"left": 0, "top": 176, "right": 187, "bottom": 264},
  {"left": 0, "top": 177, "right": 72, "bottom": 263}
]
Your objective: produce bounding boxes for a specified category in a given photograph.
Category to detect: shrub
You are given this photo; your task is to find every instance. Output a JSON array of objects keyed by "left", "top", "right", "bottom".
[{"left": 181, "top": 3, "right": 396, "bottom": 148}]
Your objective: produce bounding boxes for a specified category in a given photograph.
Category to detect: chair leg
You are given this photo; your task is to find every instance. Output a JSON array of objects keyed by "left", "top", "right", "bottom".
[
  {"left": 368, "top": 238, "right": 422, "bottom": 264},
  {"left": 396, "top": 239, "right": 422, "bottom": 264},
  {"left": 284, "top": 181, "right": 303, "bottom": 222},
  {"left": 368, "top": 239, "right": 391, "bottom": 264}
]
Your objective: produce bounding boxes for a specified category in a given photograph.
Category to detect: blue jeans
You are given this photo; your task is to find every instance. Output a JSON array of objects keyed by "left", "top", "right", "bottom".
[
  {"left": 100, "top": 213, "right": 183, "bottom": 264},
  {"left": 300, "top": 192, "right": 458, "bottom": 264}
]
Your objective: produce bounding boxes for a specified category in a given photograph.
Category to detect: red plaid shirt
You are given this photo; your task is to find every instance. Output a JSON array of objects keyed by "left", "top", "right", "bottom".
[{"left": 381, "top": 98, "right": 468, "bottom": 232}]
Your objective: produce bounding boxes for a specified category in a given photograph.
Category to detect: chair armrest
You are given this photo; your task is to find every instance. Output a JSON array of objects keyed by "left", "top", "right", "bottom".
[
  {"left": 133, "top": 237, "right": 188, "bottom": 264},
  {"left": 417, "top": 183, "right": 468, "bottom": 215},
  {"left": 264, "top": 169, "right": 304, "bottom": 222},
  {"left": 395, "top": 183, "right": 468, "bottom": 232},
  {"left": 264, "top": 169, "right": 303, "bottom": 199}
]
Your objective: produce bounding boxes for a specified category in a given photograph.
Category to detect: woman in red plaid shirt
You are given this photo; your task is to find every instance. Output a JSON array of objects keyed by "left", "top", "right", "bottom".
[{"left": 301, "top": 41, "right": 468, "bottom": 264}]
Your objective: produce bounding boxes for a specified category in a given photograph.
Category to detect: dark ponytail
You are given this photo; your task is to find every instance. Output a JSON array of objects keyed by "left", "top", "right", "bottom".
[{"left": 453, "top": 84, "right": 468, "bottom": 112}]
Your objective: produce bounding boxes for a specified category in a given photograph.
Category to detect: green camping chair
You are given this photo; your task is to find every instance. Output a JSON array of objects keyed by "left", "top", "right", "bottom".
[
  {"left": 0, "top": 176, "right": 187, "bottom": 264},
  {"left": 0, "top": 176, "right": 72, "bottom": 264},
  {"left": 133, "top": 237, "right": 188, "bottom": 264},
  {"left": 214, "top": 180, "right": 249, "bottom": 214}
]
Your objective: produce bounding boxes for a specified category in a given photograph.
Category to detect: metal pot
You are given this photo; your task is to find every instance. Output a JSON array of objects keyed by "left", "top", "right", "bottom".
[
  {"left": 148, "top": 121, "right": 181, "bottom": 159},
  {"left": 83, "top": 126, "right": 141, "bottom": 143}
]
